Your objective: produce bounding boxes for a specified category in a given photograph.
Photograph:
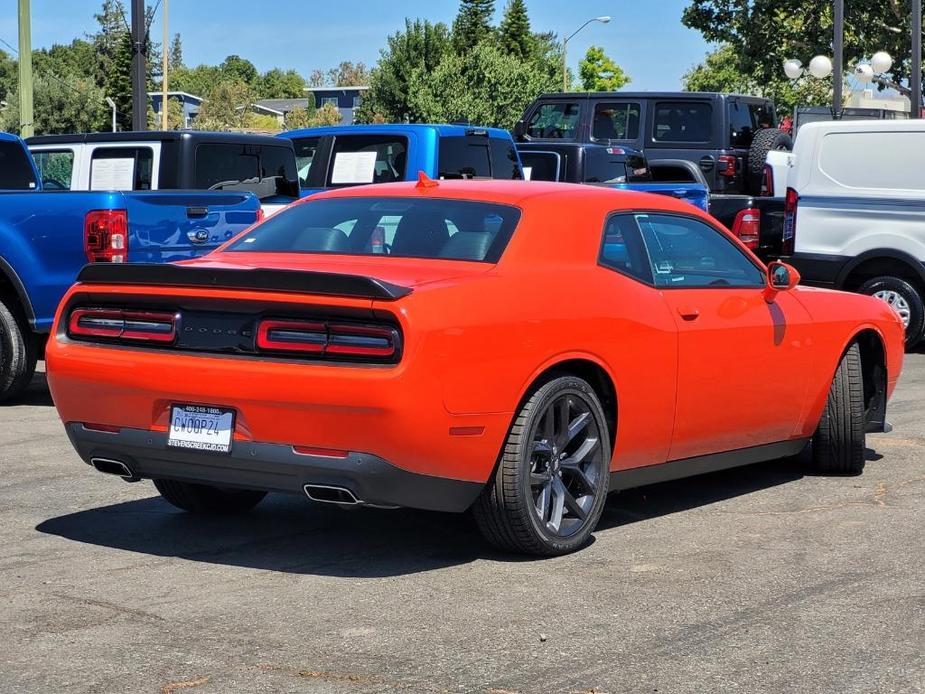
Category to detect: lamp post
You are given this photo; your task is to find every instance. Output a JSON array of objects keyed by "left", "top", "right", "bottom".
[
  {"left": 563, "top": 16, "right": 611, "bottom": 92},
  {"left": 105, "top": 97, "right": 117, "bottom": 132}
]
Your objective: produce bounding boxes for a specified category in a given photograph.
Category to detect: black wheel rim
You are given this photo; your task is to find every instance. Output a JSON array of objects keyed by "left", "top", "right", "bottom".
[{"left": 527, "top": 393, "right": 604, "bottom": 538}]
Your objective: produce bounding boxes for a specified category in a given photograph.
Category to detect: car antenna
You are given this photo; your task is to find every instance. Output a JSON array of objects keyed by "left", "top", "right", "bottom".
[{"left": 416, "top": 171, "right": 439, "bottom": 189}]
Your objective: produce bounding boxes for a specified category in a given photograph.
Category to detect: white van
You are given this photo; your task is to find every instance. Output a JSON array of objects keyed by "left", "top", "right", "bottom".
[{"left": 783, "top": 119, "right": 925, "bottom": 347}]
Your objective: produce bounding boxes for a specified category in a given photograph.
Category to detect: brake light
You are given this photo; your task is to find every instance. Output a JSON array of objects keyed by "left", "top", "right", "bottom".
[
  {"left": 256, "top": 318, "right": 399, "bottom": 360},
  {"left": 782, "top": 187, "right": 798, "bottom": 255},
  {"left": 717, "top": 155, "right": 737, "bottom": 178},
  {"left": 255, "top": 207, "right": 265, "bottom": 223},
  {"left": 731, "top": 207, "right": 760, "bottom": 251},
  {"left": 763, "top": 164, "right": 774, "bottom": 196},
  {"left": 84, "top": 210, "right": 128, "bottom": 263},
  {"left": 68, "top": 308, "right": 177, "bottom": 343}
]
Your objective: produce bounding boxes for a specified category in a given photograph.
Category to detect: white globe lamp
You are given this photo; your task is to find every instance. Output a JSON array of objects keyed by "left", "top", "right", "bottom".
[
  {"left": 855, "top": 63, "right": 874, "bottom": 83},
  {"left": 808, "top": 55, "right": 833, "bottom": 79},
  {"left": 871, "top": 51, "right": 893, "bottom": 75},
  {"left": 783, "top": 59, "right": 804, "bottom": 80}
]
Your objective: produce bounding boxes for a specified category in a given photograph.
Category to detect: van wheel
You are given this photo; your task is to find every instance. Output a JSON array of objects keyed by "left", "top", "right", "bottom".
[
  {"left": 153, "top": 479, "right": 267, "bottom": 514},
  {"left": 473, "top": 375, "right": 611, "bottom": 556},
  {"left": 0, "top": 296, "right": 37, "bottom": 403},
  {"left": 747, "top": 128, "right": 792, "bottom": 194},
  {"left": 810, "top": 343, "right": 865, "bottom": 475},
  {"left": 857, "top": 276, "right": 925, "bottom": 348}
]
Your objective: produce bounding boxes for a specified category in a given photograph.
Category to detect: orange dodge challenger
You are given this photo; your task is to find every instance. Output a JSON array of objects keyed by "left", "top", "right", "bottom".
[{"left": 47, "top": 179, "right": 905, "bottom": 556}]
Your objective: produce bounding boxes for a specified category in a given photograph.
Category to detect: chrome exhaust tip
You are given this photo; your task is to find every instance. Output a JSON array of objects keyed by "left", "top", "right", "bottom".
[
  {"left": 303, "top": 483, "right": 361, "bottom": 506},
  {"left": 90, "top": 457, "right": 138, "bottom": 481}
]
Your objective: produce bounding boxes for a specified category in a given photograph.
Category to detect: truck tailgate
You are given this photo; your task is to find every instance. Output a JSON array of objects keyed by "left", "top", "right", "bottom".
[{"left": 124, "top": 191, "right": 260, "bottom": 263}]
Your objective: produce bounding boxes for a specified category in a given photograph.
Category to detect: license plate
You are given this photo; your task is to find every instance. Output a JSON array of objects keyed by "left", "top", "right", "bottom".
[{"left": 167, "top": 404, "right": 235, "bottom": 454}]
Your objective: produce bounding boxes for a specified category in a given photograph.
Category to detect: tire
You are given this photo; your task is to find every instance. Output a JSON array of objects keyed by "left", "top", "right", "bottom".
[
  {"left": 810, "top": 343, "right": 866, "bottom": 475},
  {"left": 0, "top": 295, "right": 37, "bottom": 403},
  {"left": 747, "top": 128, "right": 792, "bottom": 194},
  {"left": 857, "top": 275, "right": 925, "bottom": 349},
  {"left": 153, "top": 479, "right": 267, "bottom": 514},
  {"left": 473, "top": 375, "right": 612, "bottom": 556}
]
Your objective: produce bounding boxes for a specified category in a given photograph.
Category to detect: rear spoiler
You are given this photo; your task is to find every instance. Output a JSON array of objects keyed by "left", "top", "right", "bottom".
[{"left": 76, "top": 263, "right": 413, "bottom": 301}]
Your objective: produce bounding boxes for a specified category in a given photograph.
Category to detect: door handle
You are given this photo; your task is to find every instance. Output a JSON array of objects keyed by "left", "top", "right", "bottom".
[{"left": 677, "top": 306, "right": 700, "bottom": 320}]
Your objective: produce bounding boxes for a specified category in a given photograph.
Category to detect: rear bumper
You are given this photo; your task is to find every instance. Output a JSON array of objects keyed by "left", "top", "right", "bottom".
[{"left": 66, "top": 423, "right": 484, "bottom": 513}]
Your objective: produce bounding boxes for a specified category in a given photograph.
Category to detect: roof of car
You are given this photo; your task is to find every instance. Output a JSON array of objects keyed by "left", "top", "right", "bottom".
[
  {"left": 0, "top": 132, "right": 22, "bottom": 144},
  {"left": 278, "top": 124, "right": 513, "bottom": 140},
  {"left": 533, "top": 91, "right": 769, "bottom": 102},
  {"left": 26, "top": 131, "right": 292, "bottom": 146}
]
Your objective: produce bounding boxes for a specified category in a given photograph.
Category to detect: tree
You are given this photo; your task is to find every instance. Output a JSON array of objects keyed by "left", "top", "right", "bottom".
[
  {"left": 220, "top": 55, "right": 258, "bottom": 86},
  {"left": 1, "top": 74, "right": 105, "bottom": 134},
  {"left": 147, "top": 95, "right": 184, "bottom": 129},
  {"left": 284, "top": 106, "right": 314, "bottom": 129},
  {"left": 169, "top": 33, "right": 183, "bottom": 70},
  {"left": 499, "top": 0, "right": 533, "bottom": 60},
  {"left": 170, "top": 64, "right": 222, "bottom": 97},
  {"left": 244, "top": 112, "right": 281, "bottom": 132},
  {"left": 106, "top": 31, "right": 135, "bottom": 130},
  {"left": 257, "top": 68, "right": 306, "bottom": 98},
  {"left": 453, "top": 0, "right": 495, "bottom": 53},
  {"left": 327, "top": 61, "right": 370, "bottom": 86},
  {"left": 310, "top": 102, "right": 343, "bottom": 126},
  {"left": 578, "top": 46, "right": 630, "bottom": 91},
  {"left": 355, "top": 19, "right": 453, "bottom": 123},
  {"left": 307, "top": 69, "right": 327, "bottom": 87},
  {"left": 195, "top": 81, "right": 252, "bottom": 131}
]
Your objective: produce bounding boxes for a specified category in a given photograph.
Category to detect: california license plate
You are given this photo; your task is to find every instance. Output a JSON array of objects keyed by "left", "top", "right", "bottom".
[{"left": 167, "top": 404, "right": 235, "bottom": 454}]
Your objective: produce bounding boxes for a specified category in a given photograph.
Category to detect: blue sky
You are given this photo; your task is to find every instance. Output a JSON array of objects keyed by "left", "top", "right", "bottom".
[{"left": 1, "top": 0, "right": 712, "bottom": 90}]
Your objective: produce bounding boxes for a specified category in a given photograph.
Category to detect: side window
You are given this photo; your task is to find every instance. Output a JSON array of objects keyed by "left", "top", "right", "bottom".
[
  {"left": 599, "top": 214, "right": 652, "bottom": 284},
  {"left": 438, "top": 137, "right": 491, "bottom": 179},
  {"left": 728, "top": 101, "right": 754, "bottom": 149},
  {"left": 591, "top": 102, "right": 640, "bottom": 141},
  {"left": 327, "top": 135, "right": 408, "bottom": 186},
  {"left": 519, "top": 151, "right": 560, "bottom": 181},
  {"left": 652, "top": 102, "right": 712, "bottom": 143},
  {"left": 291, "top": 137, "right": 320, "bottom": 186},
  {"left": 0, "top": 141, "right": 37, "bottom": 190},
  {"left": 321, "top": 97, "right": 338, "bottom": 108},
  {"left": 90, "top": 147, "right": 154, "bottom": 190},
  {"left": 635, "top": 213, "right": 764, "bottom": 288},
  {"left": 525, "top": 102, "right": 581, "bottom": 139},
  {"left": 489, "top": 137, "right": 523, "bottom": 179},
  {"left": 32, "top": 149, "right": 74, "bottom": 190}
]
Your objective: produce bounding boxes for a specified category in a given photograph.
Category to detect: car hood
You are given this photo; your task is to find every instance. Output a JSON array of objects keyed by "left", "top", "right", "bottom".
[{"left": 181, "top": 252, "right": 494, "bottom": 290}]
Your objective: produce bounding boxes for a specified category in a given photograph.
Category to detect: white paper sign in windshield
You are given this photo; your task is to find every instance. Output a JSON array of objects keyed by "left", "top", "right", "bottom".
[
  {"left": 90, "top": 158, "right": 135, "bottom": 190},
  {"left": 330, "top": 151, "right": 378, "bottom": 184}
]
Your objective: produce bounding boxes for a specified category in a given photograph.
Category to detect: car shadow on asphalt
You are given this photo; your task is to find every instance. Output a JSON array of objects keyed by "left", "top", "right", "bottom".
[
  {"left": 33, "top": 451, "right": 863, "bottom": 577},
  {"left": 6, "top": 369, "right": 54, "bottom": 407}
]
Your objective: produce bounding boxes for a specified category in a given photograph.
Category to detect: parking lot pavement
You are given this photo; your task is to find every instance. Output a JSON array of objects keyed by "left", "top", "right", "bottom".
[{"left": 0, "top": 361, "right": 922, "bottom": 694}]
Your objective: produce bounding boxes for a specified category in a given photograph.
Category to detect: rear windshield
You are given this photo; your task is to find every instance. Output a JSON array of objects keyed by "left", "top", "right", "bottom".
[
  {"left": 195, "top": 143, "right": 299, "bottom": 198},
  {"left": 0, "top": 141, "right": 37, "bottom": 190},
  {"left": 227, "top": 197, "right": 521, "bottom": 263}
]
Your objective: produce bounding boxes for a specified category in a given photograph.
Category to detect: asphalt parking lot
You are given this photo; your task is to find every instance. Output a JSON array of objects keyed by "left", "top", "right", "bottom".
[{"left": 1, "top": 359, "right": 923, "bottom": 694}]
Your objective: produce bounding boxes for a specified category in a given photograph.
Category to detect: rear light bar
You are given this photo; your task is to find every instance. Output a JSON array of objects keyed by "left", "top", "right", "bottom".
[
  {"left": 257, "top": 318, "right": 400, "bottom": 360},
  {"left": 782, "top": 187, "right": 798, "bottom": 256},
  {"left": 717, "top": 154, "right": 737, "bottom": 178},
  {"left": 762, "top": 164, "right": 774, "bottom": 197},
  {"left": 731, "top": 207, "right": 760, "bottom": 251},
  {"left": 68, "top": 308, "right": 178, "bottom": 343},
  {"left": 85, "top": 210, "right": 128, "bottom": 263}
]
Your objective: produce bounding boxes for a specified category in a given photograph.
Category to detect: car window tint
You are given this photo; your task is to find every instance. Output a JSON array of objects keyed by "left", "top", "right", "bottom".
[
  {"left": 489, "top": 137, "right": 523, "bottom": 179},
  {"left": 634, "top": 213, "right": 764, "bottom": 288},
  {"left": 653, "top": 102, "right": 712, "bottom": 143},
  {"left": 0, "top": 141, "right": 37, "bottom": 190},
  {"left": 591, "top": 102, "right": 640, "bottom": 141},
  {"left": 327, "top": 135, "right": 407, "bottom": 186},
  {"left": 291, "top": 137, "right": 320, "bottom": 187},
  {"left": 525, "top": 102, "right": 581, "bottom": 139},
  {"left": 228, "top": 197, "right": 521, "bottom": 263},
  {"left": 195, "top": 143, "right": 300, "bottom": 197},
  {"left": 519, "top": 151, "right": 560, "bottom": 181},
  {"left": 599, "top": 214, "right": 652, "bottom": 283},
  {"left": 32, "top": 149, "right": 74, "bottom": 190},
  {"left": 728, "top": 101, "right": 754, "bottom": 149},
  {"left": 90, "top": 147, "right": 154, "bottom": 190},
  {"left": 438, "top": 138, "right": 491, "bottom": 179},
  {"left": 584, "top": 148, "right": 651, "bottom": 184}
]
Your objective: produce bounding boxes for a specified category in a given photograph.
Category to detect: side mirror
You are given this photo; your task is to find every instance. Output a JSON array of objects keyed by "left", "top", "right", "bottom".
[
  {"left": 512, "top": 120, "right": 527, "bottom": 141},
  {"left": 764, "top": 261, "right": 801, "bottom": 302}
]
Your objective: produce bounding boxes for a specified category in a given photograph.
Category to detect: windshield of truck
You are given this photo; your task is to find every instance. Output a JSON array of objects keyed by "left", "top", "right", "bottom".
[
  {"left": 227, "top": 197, "right": 521, "bottom": 263},
  {"left": 0, "top": 141, "right": 37, "bottom": 190},
  {"left": 525, "top": 102, "right": 581, "bottom": 139},
  {"left": 195, "top": 143, "right": 299, "bottom": 198}
]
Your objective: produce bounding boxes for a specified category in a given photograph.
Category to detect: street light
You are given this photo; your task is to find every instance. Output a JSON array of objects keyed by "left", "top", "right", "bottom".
[
  {"left": 563, "top": 16, "right": 611, "bottom": 92},
  {"left": 105, "top": 96, "right": 117, "bottom": 132}
]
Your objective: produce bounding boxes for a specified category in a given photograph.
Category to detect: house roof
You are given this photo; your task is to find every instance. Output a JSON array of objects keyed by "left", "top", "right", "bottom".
[
  {"left": 253, "top": 98, "right": 312, "bottom": 114},
  {"left": 147, "top": 91, "right": 204, "bottom": 103},
  {"left": 302, "top": 86, "right": 369, "bottom": 93}
]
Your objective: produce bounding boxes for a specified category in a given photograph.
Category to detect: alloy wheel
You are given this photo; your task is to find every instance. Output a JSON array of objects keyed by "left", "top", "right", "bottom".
[{"left": 873, "top": 289, "right": 912, "bottom": 327}]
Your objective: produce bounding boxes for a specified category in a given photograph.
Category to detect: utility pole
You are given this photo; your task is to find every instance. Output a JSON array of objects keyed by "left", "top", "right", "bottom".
[
  {"left": 17, "top": 0, "right": 33, "bottom": 138},
  {"left": 161, "top": 0, "right": 169, "bottom": 129},
  {"left": 832, "top": 0, "right": 844, "bottom": 118},
  {"left": 913, "top": 0, "right": 922, "bottom": 118},
  {"left": 131, "top": 0, "right": 146, "bottom": 131}
]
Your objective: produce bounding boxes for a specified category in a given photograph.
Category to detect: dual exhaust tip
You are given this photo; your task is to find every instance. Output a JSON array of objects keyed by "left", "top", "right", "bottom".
[{"left": 90, "top": 457, "right": 139, "bottom": 482}]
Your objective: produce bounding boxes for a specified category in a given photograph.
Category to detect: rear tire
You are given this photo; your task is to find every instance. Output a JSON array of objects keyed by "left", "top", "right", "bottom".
[
  {"left": 810, "top": 343, "right": 866, "bottom": 475},
  {"left": 153, "top": 479, "right": 267, "bottom": 514},
  {"left": 473, "top": 375, "right": 611, "bottom": 556},
  {"left": 0, "top": 296, "right": 37, "bottom": 404},
  {"left": 747, "top": 128, "right": 792, "bottom": 194},
  {"left": 857, "top": 275, "right": 925, "bottom": 349}
]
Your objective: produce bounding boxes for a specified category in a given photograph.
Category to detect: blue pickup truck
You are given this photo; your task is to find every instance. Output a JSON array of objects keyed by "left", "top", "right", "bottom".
[
  {"left": 0, "top": 132, "right": 261, "bottom": 402},
  {"left": 277, "top": 124, "right": 524, "bottom": 195}
]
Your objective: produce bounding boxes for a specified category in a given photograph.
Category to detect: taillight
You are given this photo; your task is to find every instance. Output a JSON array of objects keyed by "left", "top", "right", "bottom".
[
  {"left": 255, "top": 208, "right": 265, "bottom": 223},
  {"left": 68, "top": 308, "right": 177, "bottom": 343},
  {"left": 717, "top": 155, "right": 737, "bottom": 178},
  {"left": 763, "top": 164, "right": 774, "bottom": 197},
  {"left": 84, "top": 210, "right": 128, "bottom": 263},
  {"left": 256, "top": 318, "right": 399, "bottom": 361},
  {"left": 782, "top": 187, "right": 798, "bottom": 255},
  {"left": 731, "top": 207, "right": 760, "bottom": 251}
]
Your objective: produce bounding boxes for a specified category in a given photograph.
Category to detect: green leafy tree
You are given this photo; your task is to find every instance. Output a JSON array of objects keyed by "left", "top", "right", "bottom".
[
  {"left": 147, "top": 95, "right": 185, "bottom": 129},
  {"left": 244, "top": 112, "right": 281, "bottom": 132},
  {"left": 1, "top": 74, "right": 105, "bottom": 134},
  {"left": 453, "top": 0, "right": 495, "bottom": 53},
  {"left": 499, "top": 0, "right": 534, "bottom": 60},
  {"left": 256, "top": 68, "right": 306, "bottom": 98},
  {"left": 284, "top": 106, "right": 314, "bottom": 129},
  {"left": 355, "top": 19, "right": 453, "bottom": 123},
  {"left": 220, "top": 55, "right": 258, "bottom": 86},
  {"left": 169, "top": 33, "right": 183, "bottom": 70},
  {"left": 195, "top": 81, "right": 252, "bottom": 131},
  {"left": 309, "top": 102, "right": 343, "bottom": 126},
  {"left": 578, "top": 46, "right": 630, "bottom": 91},
  {"left": 328, "top": 61, "right": 370, "bottom": 86},
  {"left": 106, "top": 31, "right": 135, "bottom": 130},
  {"left": 169, "top": 64, "right": 222, "bottom": 97},
  {"left": 0, "top": 50, "right": 17, "bottom": 103}
]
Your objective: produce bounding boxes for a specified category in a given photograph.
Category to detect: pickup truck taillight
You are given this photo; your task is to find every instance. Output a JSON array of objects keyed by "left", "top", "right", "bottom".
[
  {"left": 731, "top": 208, "right": 760, "bottom": 251},
  {"left": 762, "top": 164, "right": 774, "bottom": 196},
  {"left": 256, "top": 318, "right": 400, "bottom": 361},
  {"left": 717, "top": 155, "right": 737, "bottom": 178},
  {"left": 84, "top": 210, "right": 128, "bottom": 263},
  {"left": 782, "top": 187, "right": 798, "bottom": 256},
  {"left": 68, "top": 308, "right": 177, "bottom": 343}
]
